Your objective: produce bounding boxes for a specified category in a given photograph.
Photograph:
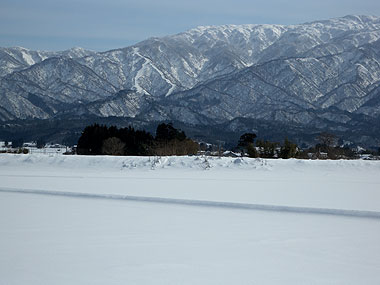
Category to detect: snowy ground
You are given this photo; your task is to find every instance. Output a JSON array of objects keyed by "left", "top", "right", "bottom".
[{"left": 1, "top": 154, "right": 380, "bottom": 284}]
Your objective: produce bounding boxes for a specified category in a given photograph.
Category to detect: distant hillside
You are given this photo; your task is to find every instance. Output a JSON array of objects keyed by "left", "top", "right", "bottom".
[{"left": 1, "top": 15, "right": 380, "bottom": 147}]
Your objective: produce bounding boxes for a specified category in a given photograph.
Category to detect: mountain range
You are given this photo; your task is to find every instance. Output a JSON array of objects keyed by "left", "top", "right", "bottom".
[{"left": 1, "top": 15, "right": 380, "bottom": 147}]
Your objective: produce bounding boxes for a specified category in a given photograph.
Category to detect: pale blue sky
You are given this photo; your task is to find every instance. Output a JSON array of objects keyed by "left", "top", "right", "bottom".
[{"left": 1, "top": 0, "right": 379, "bottom": 51}]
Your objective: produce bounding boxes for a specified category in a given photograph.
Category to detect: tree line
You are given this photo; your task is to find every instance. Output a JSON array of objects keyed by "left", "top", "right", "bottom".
[
  {"left": 76, "top": 123, "right": 377, "bottom": 159},
  {"left": 236, "top": 132, "right": 374, "bottom": 159},
  {"left": 236, "top": 133, "right": 299, "bottom": 159},
  {"left": 77, "top": 123, "right": 198, "bottom": 156}
]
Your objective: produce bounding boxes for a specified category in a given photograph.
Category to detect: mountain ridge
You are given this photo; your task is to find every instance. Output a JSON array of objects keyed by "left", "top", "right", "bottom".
[{"left": 1, "top": 15, "right": 380, "bottom": 146}]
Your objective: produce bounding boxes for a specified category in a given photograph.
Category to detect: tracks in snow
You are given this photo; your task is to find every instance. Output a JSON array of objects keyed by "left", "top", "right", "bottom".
[{"left": 1, "top": 187, "right": 380, "bottom": 219}]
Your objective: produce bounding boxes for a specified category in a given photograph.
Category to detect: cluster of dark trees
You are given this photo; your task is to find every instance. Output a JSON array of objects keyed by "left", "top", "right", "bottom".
[
  {"left": 77, "top": 123, "right": 198, "bottom": 156},
  {"left": 305, "top": 132, "right": 358, "bottom": 159},
  {"left": 76, "top": 123, "right": 377, "bottom": 159},
  {"left": 237, "top": 133, "right": 298, "bottom": 159},
  {"left": 236, "top": 131, "right": 376, "bottom": 159}
]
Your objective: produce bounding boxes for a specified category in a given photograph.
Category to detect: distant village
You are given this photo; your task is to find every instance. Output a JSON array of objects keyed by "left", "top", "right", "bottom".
[{"left": 0, "top": 141, "right": 75, "bottom": 155}]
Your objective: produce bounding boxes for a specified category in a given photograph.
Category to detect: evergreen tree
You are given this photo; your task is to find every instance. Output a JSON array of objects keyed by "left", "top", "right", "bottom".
[
  {"left": 279, "top": 138, "right": 298, "bottom": 159},
  {"left": 256, "top": 139, "right": 278, "bottom": 158},
  {"left": 156, "top": 123, "right": 186, "bottom": 142},
  {"left": 237, "top": 133, "right": 257, "bottom": 148},
  {"left": 246, "top": 143, "right": 258, "bottom": 158},
  {"left": 77, "top": 124, "right": 109, "bottom": 155},
  {"left": 237, "top": 133, "right": 257, "bottom": 156}
]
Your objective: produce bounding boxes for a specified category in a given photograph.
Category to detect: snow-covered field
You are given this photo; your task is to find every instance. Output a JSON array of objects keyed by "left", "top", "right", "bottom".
[{"left": 1, "top": 154, "right": 380, "bottom": 284}]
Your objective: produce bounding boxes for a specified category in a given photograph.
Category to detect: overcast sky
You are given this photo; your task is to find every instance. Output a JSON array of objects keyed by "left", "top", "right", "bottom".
[{"left": 1, "top": 0, "right": 379, "bottom": 51}]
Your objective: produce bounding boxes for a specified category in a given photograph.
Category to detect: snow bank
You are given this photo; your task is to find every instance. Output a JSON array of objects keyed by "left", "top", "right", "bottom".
[
  {"left": 1, "top": 153, "right": 379, "bottom": 173},
  {"left": 1, "top": 153, "right": 380, "bottom": 212},
  {"left": 0, "top": 153, "right": 273, "bottom": 172}
]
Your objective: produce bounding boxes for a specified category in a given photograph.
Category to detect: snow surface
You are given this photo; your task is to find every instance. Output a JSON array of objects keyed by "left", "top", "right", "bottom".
[{"left": 1, "top": 154, "right": 380, "bottom": 284}]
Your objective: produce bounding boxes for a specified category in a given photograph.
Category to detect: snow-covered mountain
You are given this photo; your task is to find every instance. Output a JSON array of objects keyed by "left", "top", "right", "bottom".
[
  {"left": 1, "top": 15, "right": 380, "bottom": 144},
  {"left": 0, "top": 46, "right": 96, "bottom": 77}
]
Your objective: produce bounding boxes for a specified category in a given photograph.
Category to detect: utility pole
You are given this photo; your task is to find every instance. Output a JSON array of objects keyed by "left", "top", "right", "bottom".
[{"left": 216, "top": 140, "right": 225, "bottom": 157}]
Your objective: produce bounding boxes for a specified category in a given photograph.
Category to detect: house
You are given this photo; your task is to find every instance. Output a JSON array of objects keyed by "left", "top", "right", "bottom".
[
  {"left": 23, "top": 142, "right": 37, "bottom": 148},
  {"left": 222, "top": 151, "right": 241, "bottom": 157}
]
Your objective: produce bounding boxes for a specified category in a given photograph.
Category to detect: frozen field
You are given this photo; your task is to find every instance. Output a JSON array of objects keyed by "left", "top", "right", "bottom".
[{"left": 1, "top": 154, "right": 380, "bottom": 284}]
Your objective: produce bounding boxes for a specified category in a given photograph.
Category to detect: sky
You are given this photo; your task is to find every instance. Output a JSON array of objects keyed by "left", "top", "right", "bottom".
[{"left": 1, "top": 0, "right": 379, "bottom": 51}]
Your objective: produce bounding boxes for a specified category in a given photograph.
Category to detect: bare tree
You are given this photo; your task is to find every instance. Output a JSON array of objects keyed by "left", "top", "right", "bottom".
[
  {"left": 317, "top": 132, "right": 337, "bottom": 148},
  {"left": 102, "top": 137, "right": 126, "bottom": 156},
  {"left": 316, "top": 132, "right": 337, "bottom": 159}
]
